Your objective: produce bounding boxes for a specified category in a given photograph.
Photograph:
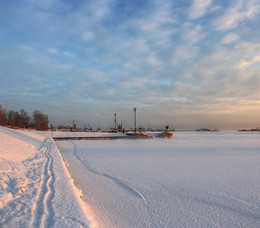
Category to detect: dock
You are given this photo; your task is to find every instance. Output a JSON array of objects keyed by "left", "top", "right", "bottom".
[{"left": 53, "top": 136, "right": 128, "bottom": 141}]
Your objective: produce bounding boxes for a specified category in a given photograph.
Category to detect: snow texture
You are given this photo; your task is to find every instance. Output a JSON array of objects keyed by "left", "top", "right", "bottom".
[
  {"left": 0, "top": 127, "right": 90, "bottom": 227},
  {"left": 1, "top": 127, "right": 260, "bottom": 228},
  {"left": 57, "top": 131, "right": 260, "bottom": 228}
]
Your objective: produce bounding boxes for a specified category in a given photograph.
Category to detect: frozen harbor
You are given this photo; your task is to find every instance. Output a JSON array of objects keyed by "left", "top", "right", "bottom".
[{"left": 57, "top": 131, "right": 260, "bottom": 228}]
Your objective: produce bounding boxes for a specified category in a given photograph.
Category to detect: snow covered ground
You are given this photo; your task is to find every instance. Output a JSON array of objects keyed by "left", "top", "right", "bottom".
[
  {"left": 57, "top": 131, "right": 260, "bottom": 228},
  {"left": 1, "top": 127, "right": 260, "bottom": 228},
  {"left": 0, "top": 127, "right": 90, "bottom": 227}
]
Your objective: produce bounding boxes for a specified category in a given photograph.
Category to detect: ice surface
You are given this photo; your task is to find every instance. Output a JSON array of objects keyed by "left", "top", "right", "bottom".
[{"left": 57, "top": 131, "right": 260, "bottom": 228}]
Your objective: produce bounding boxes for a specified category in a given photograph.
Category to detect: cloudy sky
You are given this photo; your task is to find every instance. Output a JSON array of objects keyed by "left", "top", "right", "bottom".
[{"left": 1, "top": 0, "right": 260, "bottom": 130}]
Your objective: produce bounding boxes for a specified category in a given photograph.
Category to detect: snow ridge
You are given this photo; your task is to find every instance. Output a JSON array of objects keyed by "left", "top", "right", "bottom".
[{"left": 32, "top": 137, "right": 55, "bottom": 227}]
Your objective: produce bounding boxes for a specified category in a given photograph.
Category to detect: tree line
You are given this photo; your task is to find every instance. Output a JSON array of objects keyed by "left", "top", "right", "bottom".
[{"left": 0, "top": 105, "right": 49, "bottom": 130}]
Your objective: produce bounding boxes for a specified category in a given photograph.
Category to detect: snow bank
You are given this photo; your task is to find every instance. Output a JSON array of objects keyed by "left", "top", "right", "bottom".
[{"left": 0, "top": 127, "right": 90, "bottom": 227}]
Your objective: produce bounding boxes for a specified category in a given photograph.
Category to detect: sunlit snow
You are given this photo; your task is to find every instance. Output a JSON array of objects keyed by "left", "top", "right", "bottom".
[
  {"left": 1, "top": 127, "right": 259, "bottom": 227},
  {"left": 0, "top": 127, "right": 90, "bottom": 227},
  {"left": 57, "top": 131, "right": 260, "bottom": 227}
]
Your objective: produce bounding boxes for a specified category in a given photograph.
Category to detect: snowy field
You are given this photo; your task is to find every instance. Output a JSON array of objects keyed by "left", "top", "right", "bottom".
[
  {"left": 57, "top": 131, "right": 260, "bottom": 228},
  {"left": 1, "top": 127, "right": 260, "bottom": 228}
]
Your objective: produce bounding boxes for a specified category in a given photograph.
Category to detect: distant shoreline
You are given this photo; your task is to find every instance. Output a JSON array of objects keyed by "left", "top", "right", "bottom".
[{"left": 238, "top": 128, "right": 260, "bottom": 132}]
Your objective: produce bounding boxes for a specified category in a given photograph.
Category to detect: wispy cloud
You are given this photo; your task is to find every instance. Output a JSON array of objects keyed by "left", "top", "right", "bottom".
[
  {"left": 0, "top": 0, "right": 260, "bottom": 129},
  {"left": 81, "top": 31, "right": 96, "bottom": 41},
  {"left": 189, "top": 0, "right": 212, "bottom": 19},
  {"left": 221, "top": 33, "right": 240, "bottom": 44},
  {"left": 213, "top": 0, "right": 260, "bottom": 31}
]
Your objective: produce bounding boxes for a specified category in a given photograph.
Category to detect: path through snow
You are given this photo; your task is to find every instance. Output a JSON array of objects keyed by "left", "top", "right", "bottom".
[{"left": 0, "top": 127, "right": 90, "bottom": 227}]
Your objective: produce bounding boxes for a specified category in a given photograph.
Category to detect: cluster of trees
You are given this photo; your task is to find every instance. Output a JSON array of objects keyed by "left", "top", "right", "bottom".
[{"left": 0, "top": 105, "right": 49, "bottom": 130}]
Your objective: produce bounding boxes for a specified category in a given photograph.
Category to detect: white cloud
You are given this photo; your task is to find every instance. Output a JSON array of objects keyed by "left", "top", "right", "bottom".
[
  {"left": 172, "top": 45, "right": 199, "bottom": 64},
  {"left": 189, "top": 0, "right": 212, "bottom": 19},
  {"left": 146, "top": 53, "right": 161, "bottom": 66},
  {"left": 63, "top": 51, "right": 75, "bottom": 57},
  {"left": 81, "top": 31, "right": 95, "bottom": 41},
  {"left": 221, "top": 33, "right": 240, "bottom": 44},
  {"left": 245, "top": 0, "right": 260, "bottom": 18},
  {"left": 136, "top": 0, "right": 176, "bottom": 41},
  {"left": 47, "top": 48, "right": 59, "bottom": 54},
  {"left": 1, "top": 0, "right": 260, "bottom": 129},
  {"left": 214, "top": 0, "right": 260, "bottom": 31},
  {"left": 90, "top": 0, "right": 111, "bottom": 21},
  {"left": 236, "top": 55, "right": 260, "bottom": 69},
  {"left": 181, "top": 23, "right": 206, "bottom": 45},
  {"left": 67, "top": 0, "right": 112, "bottom": 33}
]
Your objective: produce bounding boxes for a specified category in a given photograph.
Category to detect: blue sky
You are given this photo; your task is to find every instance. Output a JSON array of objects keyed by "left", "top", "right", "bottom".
[{"left": 1, "top": 0, "right": 260, "bottom": 129}]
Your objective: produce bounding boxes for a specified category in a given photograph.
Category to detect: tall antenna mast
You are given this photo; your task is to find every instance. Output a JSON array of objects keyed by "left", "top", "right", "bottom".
[
  {"left": 114, "top": 113, "right": 117, "bottom": 129},
  {"left": 133, "top": 107, "right": 137, "bottom": 133}
]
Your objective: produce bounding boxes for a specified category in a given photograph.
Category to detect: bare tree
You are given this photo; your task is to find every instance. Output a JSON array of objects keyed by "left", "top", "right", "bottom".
[
  {"left": 6, "top": 111, "right": 22, "bottom": 128},
  {"left": 7, "top": 110, "right": 16, "bottom": 128},
  {"left": 33, "top": 110, "right": 48, "bottom": 130},
  {"left": 20, "top": 109, "right": 30, "bottom": 128},
  {"left": 0, "top": 105, "right": 6, "bottom": 126},
  {"left": 0, "top": 105, "right": 49, "bottom": 130},
  {"left": 14, "top": 112, "right": 21, "bottom": 128}
]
